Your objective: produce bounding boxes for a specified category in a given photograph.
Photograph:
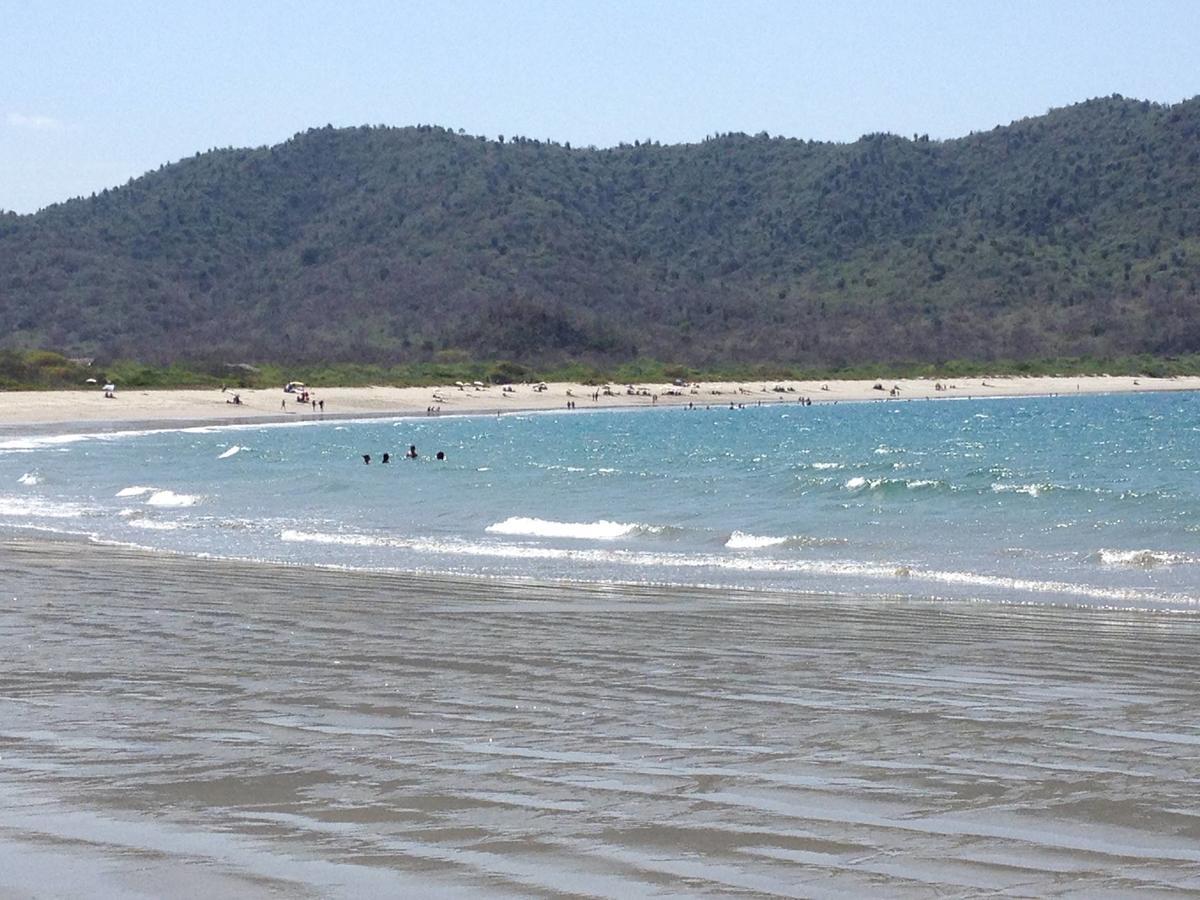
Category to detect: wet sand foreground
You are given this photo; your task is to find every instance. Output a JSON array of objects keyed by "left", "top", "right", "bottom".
[{"left": 2, "top": 538, "right": 1199, "bottom": 897}]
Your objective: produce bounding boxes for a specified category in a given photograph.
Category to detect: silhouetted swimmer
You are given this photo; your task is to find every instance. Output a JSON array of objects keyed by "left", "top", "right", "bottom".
[
  {"left": 362, "top": 454, "right": 371, "bottom": 465},
  {"left": 382, "top": 453, "right": 390, "bottom": 464},
  {"left": 405, "top": 445, "right": 418, "bottom": 459},
  {"left": 435, "top": 451, "right": 445, "bottom": 461}
]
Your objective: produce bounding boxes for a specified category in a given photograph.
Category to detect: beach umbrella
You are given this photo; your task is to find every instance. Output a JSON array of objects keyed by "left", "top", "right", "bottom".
[
  {"left": 473, "top": 381, "right": 484, "bottom": 387},
  {"left": 85, "top": 378, "right": 97, "bottom": 384},
  {"left": 455, "top": 381, "right": 464, "bottom": 386}
]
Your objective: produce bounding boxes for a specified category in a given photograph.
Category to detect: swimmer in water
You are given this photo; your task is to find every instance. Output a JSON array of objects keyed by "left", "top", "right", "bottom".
[
  {"left": 382, "top": 453, "right": 390, "bottom": 464},
  {"left": 362, "top": 454, "right": 371, "bottom": 465},
  {"left": 405, "top": 444, "right": 418, "bottom": 459},
  {"left": 435, "top": 451, "right": 445, "bottom": 460}
]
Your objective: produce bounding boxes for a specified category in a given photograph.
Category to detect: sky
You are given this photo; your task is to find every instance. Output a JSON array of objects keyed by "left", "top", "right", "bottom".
[{"left": 2, "top": 0, "right": 1199, "bottom": 214}]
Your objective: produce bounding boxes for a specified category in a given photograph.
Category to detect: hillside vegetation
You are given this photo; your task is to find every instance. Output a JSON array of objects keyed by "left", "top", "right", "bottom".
[{"left": 2, "top": 95, "right": 1199, "bottom": 368}]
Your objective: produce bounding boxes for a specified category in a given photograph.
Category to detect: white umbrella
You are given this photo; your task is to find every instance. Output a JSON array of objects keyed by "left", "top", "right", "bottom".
[
  {"left": 85, "top": 378, "right": 97, "bottom": 384},
  {"left": 473, "top": 381, "right": 484, "bottom": 387}
]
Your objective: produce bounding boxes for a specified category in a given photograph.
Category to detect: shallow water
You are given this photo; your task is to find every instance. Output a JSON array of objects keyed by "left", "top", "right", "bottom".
[
  {"left": 3, "top": 391, "right": 1200, "bottom": 610},
  {"left": 3, "top": 539, "right": 1200, "bottom": 896}
]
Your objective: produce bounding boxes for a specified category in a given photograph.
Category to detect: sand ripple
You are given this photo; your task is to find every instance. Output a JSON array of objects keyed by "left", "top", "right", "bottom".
[{"left": 2, "top": 538, "right": 1199, "bottom": 897}]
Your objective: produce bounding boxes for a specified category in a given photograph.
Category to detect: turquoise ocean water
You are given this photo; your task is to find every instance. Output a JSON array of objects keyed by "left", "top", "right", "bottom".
[{"left": 3, "top": 392, "right": 1198, "bottom": 610}]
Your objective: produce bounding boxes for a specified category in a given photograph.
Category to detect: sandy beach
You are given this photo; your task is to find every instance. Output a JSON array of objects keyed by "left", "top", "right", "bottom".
[
  {"left": 2, "top": 373, "right": 1200, "bottom": 429},
  {"left": 3, "top": 536, "right": 1200, "bottom": 896}
]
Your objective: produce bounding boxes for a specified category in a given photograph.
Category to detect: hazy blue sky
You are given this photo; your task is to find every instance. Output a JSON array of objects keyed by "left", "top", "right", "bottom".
[{"left": 2, "top": 0, "right": 1198, "bottom": 213}]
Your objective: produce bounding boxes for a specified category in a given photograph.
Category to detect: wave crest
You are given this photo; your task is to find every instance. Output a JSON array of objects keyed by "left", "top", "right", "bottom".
[
  {"left": 844, "top": 476, "right": 945, "bottom": 493},
  {"left": 485, "top": 516, "right": 648, "bottom": 540},
  {"left": 1098, "top": 549, "right": 1191, "bottom": 567},
  {"left": 726, "top": 531, "right": 789, "bottom": 549},
  {"left": 145, "top": 490, "right": 201, "bottom": 508},
  {"left": 992, "top": 482, "right": 1051, "bottom": 497}
]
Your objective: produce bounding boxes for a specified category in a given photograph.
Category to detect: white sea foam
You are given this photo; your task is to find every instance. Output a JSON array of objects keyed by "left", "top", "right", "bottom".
[
  {"left": 992, "top": 482, "right": 1048, "bottom": 497},
  {"left": 275, "top": 528, "right": 1190, "bottom": 607},
  {"left": 17, "top": 473, "right": 41, "bottom": 485},
  {"left": 282, "top": 529, "right": 393, "bottom": 548},
  {"left": 485, "top": 516, "right": 643, "bottom": 540},
  {"left": 145, "top": 490, "right": 200, "bottom": 508},
  {"left": 217, "top": 445, "right": 242, "bottom": 459},
  {"left": 845, "top": 476, "right": 888, "bottom": 491},
  {"left": 128, "top": 518, "right": 183, "bottom": 531},
  {"left": 725, "top": 531, "right": 789, "bottom": 550},
  {"left": 115, "top": 485, "right": 200, "bottom": 506},
  {"left": 1098, "top": 549, "right": 1190, "bottom": 567},
  {"left": 0, "top": 434, "right": 91, "bottom": 452},
  {"left": 811, "top": 462, "right": 843, "bottom": 470},
  {"left": 0, "top": 495, "right": 95, "bottom": 519},
  {"left": 846, "top": 476, "right": 946, "bottom": 493}
]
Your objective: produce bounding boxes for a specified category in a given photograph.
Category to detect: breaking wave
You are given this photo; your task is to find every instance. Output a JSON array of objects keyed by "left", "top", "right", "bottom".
[
  {"left": 484, "top": 516, "right": 658, "bottom": 540},
  {"left": 725, "top": 531, "right": 789, "bottom": 549},
  {"left": 844, "top": 476, "right": 946, "bottom": 493},
  {"left": 116, "top": 485, "right": 201, "bottom": 507},
  {"left": 1097, "top": 549, "right": 1192, "bottom": 567},
  {"left": 274, "top": 529, "right": 1192, "bottom": 609},
  {"left": 145, "top": 490, "right": 201, "bottom": 508}
]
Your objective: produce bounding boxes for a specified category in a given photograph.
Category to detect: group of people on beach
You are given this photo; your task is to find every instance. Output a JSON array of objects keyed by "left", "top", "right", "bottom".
[
  {"left": 362, "top": 445, "right": 446, "bottom": 465},
  {"left": 283, "top": 397, "right": 324, "bottom": 412}
]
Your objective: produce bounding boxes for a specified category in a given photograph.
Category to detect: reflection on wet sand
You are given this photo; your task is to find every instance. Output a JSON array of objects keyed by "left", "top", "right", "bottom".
[{"left": 2, "top": 538, "right": 1199, "bottom": 897}]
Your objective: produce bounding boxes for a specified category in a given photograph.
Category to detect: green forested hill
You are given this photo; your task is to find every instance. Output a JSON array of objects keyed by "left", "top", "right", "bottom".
[{"left": 2, "top": 95, "right": 1199, "bottom": 367}]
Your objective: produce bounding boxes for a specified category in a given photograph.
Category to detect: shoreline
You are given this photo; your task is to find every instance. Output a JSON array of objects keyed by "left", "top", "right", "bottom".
[
  {"left": 3, "top": 373, "right": 1199, "bottom": 431},
  {"left": 4, "top": 531, "right": 1195, "bottom": 619},
  {"left": 4, "top": 535, "right": 1200, "bottom": 896}
]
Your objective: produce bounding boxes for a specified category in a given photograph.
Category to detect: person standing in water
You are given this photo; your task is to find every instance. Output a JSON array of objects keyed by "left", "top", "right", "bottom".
[
  {"left": 405, "top": 445, "right": 418, "bottom": 459},
  {"left": 362, "top": 454, "right": 371, "bottom": 465}
]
